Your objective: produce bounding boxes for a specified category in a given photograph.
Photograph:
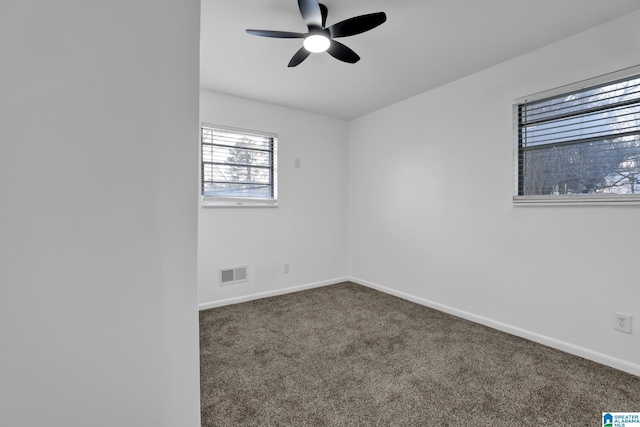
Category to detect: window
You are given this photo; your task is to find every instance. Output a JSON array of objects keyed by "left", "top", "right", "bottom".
[
  {"left": 201, "top": 125, "right": 277, "bottom": 206},
  {"left": 515, "top": 67, "right": 640, "bottom": 204}
]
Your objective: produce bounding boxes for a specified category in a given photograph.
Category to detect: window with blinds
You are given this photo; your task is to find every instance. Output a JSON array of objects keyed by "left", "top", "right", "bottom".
[
  {"left": 516, "top": 70, "right": 640, "bottom": 203},
  {"left": 201, "top": 125, "right": 277, "bottom": 206}
]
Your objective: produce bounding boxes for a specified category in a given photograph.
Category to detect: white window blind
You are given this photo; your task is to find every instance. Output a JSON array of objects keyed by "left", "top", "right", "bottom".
[
  {"left": 515, "top": 69, "right": 640, "bottom": 203},
  {"left": 201, "top": 125, "right": 277, "bottom": 206}
]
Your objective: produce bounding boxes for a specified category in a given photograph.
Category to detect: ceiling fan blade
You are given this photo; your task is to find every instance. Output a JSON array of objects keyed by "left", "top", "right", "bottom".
[
  {"left": 320, "top": 3, "right": 328, "bottom": 28},
  {"left": 288, "top": 47, "right": 312, "bottom": 67},
  {"left": 246, "top": 29, "right": 306, "bottom": 38},
  {"left": 328, "top": 12, "right": 387, "bottom": 38},
  {"left": 327, "top": 40, "right": 360, "bottom": 64},
  {"left": 298, "top": 0, "right": 323, "bottom": 29}
]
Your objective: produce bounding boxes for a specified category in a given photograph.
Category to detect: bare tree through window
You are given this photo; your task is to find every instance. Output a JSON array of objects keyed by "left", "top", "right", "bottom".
[
  {"left": 518, "top": 75, "right": 640, "bottom": 196},
  {"left": 201, "top": 126, "right": 276, "bottom": 203}
]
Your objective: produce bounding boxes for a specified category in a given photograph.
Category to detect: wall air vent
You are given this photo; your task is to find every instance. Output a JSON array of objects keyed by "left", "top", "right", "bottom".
[{"left": 219, "top": 265, "right": 248, "bottom": 286}]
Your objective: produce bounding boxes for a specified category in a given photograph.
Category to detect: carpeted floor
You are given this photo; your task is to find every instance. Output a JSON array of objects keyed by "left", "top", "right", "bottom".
[{"left": 200, "top": 282, "right": 639, "bottom": 426}]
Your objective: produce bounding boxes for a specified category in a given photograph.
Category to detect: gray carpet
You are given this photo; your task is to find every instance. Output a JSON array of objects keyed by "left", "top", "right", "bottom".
[{"left": 200, "top": 282, "right": 639, "bottom": 426}]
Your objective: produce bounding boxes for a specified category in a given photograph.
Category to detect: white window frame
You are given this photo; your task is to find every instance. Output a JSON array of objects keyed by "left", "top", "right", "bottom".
[
  {"left": 200, "top": 124, "right": 278, "bottom": 207},
  {"left": 513, "top": 65, "right": 640, "bottom": 206}
]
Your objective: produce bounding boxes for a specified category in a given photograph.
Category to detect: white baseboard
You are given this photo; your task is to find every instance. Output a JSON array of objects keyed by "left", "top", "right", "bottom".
[
  {"left": 198, "top": 276, "right": 349, "bottom": 311},
  {"left": 349, "top": 276, "right": 640, "bottom": 377}
]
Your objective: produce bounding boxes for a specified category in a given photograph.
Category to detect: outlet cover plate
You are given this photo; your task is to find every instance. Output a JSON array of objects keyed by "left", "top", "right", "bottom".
[{"left": 614, "top": 312, "right": 632, "bottom": 334}]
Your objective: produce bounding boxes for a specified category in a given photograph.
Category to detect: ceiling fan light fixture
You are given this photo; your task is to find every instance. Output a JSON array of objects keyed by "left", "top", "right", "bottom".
[{"left": 303, "top": 34, "right": 330, "bottom": 53}]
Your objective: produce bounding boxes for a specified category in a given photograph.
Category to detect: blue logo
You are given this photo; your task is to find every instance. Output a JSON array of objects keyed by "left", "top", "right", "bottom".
[{"left": 603, "top": 413, "right": 613, "bottom": 427}]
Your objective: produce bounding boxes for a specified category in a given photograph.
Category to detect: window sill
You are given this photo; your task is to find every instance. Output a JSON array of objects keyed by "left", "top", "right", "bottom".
[
  {"left": 201, "top": 198, "right": 278, "bottom": 208},
  {"left": 513, "top": 195, "right": 640, "bottom": 206}
]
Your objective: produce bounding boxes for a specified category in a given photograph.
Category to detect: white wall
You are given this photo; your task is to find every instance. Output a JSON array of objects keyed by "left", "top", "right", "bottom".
[
  {"left": 349, "top": 10, "right": 640, "bottom": 374},
  {"left": 198, "top": 90, "right": 349, "bottom": 307},
  {"left": 0, "top": 1, "right": 201, "bottom": 426}
]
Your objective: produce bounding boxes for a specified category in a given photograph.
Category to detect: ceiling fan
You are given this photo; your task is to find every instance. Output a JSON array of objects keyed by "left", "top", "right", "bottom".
[{"left": 246, "top": 0, "right": 387, "bottom": 67}]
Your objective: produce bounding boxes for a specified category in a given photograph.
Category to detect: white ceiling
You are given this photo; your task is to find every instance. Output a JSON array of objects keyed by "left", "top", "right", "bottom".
[{"left": 201, "top": 0, "right": 640, "bottom": 120}]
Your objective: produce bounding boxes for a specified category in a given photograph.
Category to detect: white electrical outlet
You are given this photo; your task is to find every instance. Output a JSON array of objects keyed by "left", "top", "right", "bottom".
[
  {"left": 614, "top": 312, "right": 632, "bottom": 334},
  {"left": 283, "top": 262, "right": 291, "bottom": 274}
]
